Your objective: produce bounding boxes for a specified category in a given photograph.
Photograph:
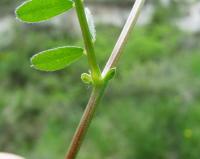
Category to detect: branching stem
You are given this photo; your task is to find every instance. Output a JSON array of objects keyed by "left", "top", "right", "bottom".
[{"left": 65, "top": 0, "right": 145, "bottom": 159}]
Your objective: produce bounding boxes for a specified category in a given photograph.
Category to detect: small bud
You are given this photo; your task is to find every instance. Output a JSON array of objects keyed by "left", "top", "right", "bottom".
[
  {"left": 81, "top": 73, "right": 92, "bottom": 84},
  {"left": 104, "top": 68, "right": 116, "bottom": 82}
]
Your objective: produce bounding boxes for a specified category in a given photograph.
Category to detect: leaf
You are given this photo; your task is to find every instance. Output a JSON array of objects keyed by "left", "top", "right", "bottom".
[
  {"left": 16, "top": 0, "right": 74, "bottom": 23},
  {"left": 104, "top": 68, "right": 116, "bottom": 82},
  {"left": 31, "top": 46, "right": 84, "bottom": 71},
  {"left": 85, "top": 8, "right": 96, "bottom": 42}
]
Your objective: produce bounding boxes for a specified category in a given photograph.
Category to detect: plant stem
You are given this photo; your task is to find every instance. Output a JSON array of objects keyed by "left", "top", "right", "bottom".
[
  {"left": 74, "top": 0, "right": 101, "bottom": 80},
  {"left": 102, "top": 0, "right": 145, "bottom": 77},
  {"left": 65, "top": 85, "right": 107, "bottom": 159},
  {"left": 65, "top": 0, "right": 145, "bottom": 159}
]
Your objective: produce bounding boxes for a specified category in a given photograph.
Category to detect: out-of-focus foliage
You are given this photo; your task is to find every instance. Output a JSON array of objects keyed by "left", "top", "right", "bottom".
[{"left": 1, "top": 0, "right": 200, "bottom": 159}]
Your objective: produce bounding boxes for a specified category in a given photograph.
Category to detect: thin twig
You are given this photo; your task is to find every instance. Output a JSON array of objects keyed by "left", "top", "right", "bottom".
[{"left": 102, "top": 0, "right": 145, "bottom": 77}]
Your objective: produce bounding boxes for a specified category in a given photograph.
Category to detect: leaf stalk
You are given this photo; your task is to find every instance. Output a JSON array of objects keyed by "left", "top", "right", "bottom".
[{"left": 74, "top": 0, "right": 101, "bottom": 82}]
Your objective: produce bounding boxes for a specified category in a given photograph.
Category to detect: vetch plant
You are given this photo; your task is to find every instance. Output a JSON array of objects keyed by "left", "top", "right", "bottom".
[{"left": 15, "top": 0, "right": 145, "bottom": 159}]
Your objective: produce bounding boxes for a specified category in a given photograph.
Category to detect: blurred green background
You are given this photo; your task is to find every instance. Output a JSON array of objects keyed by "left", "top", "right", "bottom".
[{"left": 1, "top": 0, "right": 200, "bottom": 159}]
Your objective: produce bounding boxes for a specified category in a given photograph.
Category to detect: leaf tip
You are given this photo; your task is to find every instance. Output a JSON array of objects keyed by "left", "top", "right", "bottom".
[{"left": 15, "top": 0, "right": 31, "bottom": 23}]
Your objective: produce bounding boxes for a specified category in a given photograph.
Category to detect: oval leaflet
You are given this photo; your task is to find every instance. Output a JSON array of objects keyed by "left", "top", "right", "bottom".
[
  {"left": 16, "top": 0, "right": 74, "bottom": 23},
  {"left": 31, "top": 46, "right": 84, "bottom": 71}
]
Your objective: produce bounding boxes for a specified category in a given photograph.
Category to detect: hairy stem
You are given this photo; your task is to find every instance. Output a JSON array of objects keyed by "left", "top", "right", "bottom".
[
  {"left": 65, "top": 0, "right": 145, "bottom": 159},
  {"left": 74, "top": 0, "right": 101, "bottom": 80}
]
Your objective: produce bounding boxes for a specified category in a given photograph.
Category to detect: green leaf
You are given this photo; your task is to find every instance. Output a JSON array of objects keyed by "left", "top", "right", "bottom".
[
  {"left": 85, "top": 8, "right": 96, "bottom": 42},
  {"left": 104, "top": 68, "right": 116, "bottom": 82},
  {"left": 16, "top": 0, "right": 74, "bottom": 23},
  {"left": 31, "top": 46, "right": 84, "bottom": 71}
]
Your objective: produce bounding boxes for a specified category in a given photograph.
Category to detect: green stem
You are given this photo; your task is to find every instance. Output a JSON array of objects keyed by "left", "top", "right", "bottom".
[
  {"left": 65, "top": 84, "right": 107, "bottom": 159},
  {"left": 74, "top": 0, "right": 101, "bottom": 81}
]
